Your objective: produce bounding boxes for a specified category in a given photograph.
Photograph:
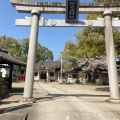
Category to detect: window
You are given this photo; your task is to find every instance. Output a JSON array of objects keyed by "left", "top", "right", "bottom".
[
  {"left": 34, "top": 72, "right": 38, "bottom": 76},
  {"left": 73, "top": 74, "right": 78, "bottom": 78},
  {"left": 49, "top": 72, "right": 54, "bottom": 76}
]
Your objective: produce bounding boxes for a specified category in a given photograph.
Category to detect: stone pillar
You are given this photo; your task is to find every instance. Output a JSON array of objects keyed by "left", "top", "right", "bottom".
[
  {"left": 103, "top": 10, "right": 120, "bottom": 101},
  {"left": 38, "top": 69, "right": 40, "bottom": 80},
  {"left": 58, "top": 73, "right": 60, "bottom": 82},
  {"left": 8, "top": 64, "right": 13, "bottom": 90},
  {"left": 23, "top": 10, "right": 40, "bottom": 100},
  {"left": 47, "top": 68, "right": 49, "bottom": 82},
  {"left": 54, "top": 70, "right": 55, "bottom": 78}
]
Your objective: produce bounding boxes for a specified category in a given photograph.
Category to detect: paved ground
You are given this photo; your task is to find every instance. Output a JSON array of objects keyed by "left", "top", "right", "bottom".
[
  {"left": 0, "top": 82, "right": 120, "bottom": 120},
  {"left": 0, "top": 82, "right": 47, "bottom": 109},
  {"left": 46, "top": 82, "right": 111, "bottom": 102}
]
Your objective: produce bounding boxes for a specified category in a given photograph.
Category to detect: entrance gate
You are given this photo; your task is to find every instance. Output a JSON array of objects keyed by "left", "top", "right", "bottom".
[{"left": 10, "top": 0, "right": 120, "bottom": 102}]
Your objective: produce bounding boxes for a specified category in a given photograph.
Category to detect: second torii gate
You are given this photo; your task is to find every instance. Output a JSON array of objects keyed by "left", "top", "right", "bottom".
[{"left": 10, "top": 0, "right": 120, "bottom": 103}]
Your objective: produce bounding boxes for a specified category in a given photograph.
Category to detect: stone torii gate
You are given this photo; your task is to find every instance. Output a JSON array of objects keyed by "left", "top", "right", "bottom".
[{"left": 10, "top": 0, "right": 120, "bottom": 103}]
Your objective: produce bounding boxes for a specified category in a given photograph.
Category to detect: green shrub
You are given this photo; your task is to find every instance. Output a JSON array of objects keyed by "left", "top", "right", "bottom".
[
  {"left": 78, "top": 71, "right": 85, "bottom": 77},
  {"left": 12, "top": 77, "right": 17, "bottom": 82},
  {"left": 75, "top": 79, "right": 80, "bottom": 84}
]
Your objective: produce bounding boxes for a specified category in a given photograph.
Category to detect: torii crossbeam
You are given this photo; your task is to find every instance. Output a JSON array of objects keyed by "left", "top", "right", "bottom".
[{"left": 15, "top": 17, "right": 120, "bottom": 27}]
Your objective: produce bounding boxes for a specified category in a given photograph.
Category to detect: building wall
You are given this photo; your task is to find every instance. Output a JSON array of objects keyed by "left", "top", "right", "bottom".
[{"left": 34, "top": 68, "right": 58, "bottom": 82}]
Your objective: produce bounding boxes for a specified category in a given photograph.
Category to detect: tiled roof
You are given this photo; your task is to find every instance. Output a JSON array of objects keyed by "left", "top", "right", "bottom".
[
  {"left": 0, "top": 51, "right": 26, "bottom": 66},
  {"left": 35, "top": 61, "right": 60, "bottom": 68}
]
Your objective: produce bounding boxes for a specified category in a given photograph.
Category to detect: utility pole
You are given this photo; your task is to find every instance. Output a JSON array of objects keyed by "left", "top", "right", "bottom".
[{"left": 60, "top": 52, "right": 63, "bottom": 82}]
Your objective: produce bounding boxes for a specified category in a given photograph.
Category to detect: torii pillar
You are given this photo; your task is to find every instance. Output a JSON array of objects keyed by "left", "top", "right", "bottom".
[
  {"left": 103, "top": 10, "right": 120, "bottom": 102},
  {"left": 22, "top": 10, "right": 40, "bottom": 101}
]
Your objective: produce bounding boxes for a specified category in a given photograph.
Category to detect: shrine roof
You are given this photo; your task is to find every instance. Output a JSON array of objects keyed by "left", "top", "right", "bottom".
[
  {"left": 35, "top": 61, "right": 60, "bottom": 68},
  {"left": 0, "top": 51, "right": 26, "bottom": 66}
]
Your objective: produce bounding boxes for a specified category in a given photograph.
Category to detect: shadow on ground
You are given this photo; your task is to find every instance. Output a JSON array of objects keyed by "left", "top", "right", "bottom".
[
  {"left": 1, "top": 100, "right": 19, "bottom": 105},
  {"left": 95, "top": 86, "right": 120, "bottom": 92},
  {"left": 95, "top": 87, "right": 110, "bottom": 92},
  {"left": 47, "top": 93, "right": 109, "bottom": 98},
  {"left": 9, "top": 87, "right": 24, "bottom": 94},
  {"left": 0, "top": 103, "right": 32, "bottom": 114},
  {"left": 36, "top": 93, "right": 109, "bottom": 103},
  {"left": 1, "top": 87, "right": 24, "bottom": 107}
]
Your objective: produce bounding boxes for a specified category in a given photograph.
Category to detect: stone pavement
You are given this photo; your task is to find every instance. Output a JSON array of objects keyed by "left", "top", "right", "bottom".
[
  {"left": 0, "top": 82, "right": 120, "bottom": 120},
  {"left": 49, "top": 82, "right": 119, "bottom": 103},
  {"left": 0, "top": 81, "right": 119, "bottom": 111},
  {"left": 0, "top": 82, "right": 48, "bottom": 110},
  {"left": 46, "top": 82, "right": 111, "bottom": 102}
]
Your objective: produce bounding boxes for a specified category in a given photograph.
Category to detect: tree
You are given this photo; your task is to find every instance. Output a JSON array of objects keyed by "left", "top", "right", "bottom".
[
  {"left": 21, "top": 38, "right": 53, "bottom": 62},
  {"left": 62, "top": 39, "right": 78, "bottom": 69},
  {"left": 62, "top": 0, "right": 120, "bottom": 70},
  {"left": 0, "top": 35, "right": 23, "bottom": 61},
  {"left": 36, "top": 43, "right": 53, "bottom": 62},
  {"left": 21, "top": 38, "right": 29, "bottom": 62},
  {"left": 0, "top": 35, "right": 54, "bottom": 74},
  {"left": 113, "top": 29, "right": 120, "bottom": 55},
  {"left": 78, "top": 58, "right": 107, "bottom": 82},
  {"left": 0, "top": 35, "right": 24, "bottom": 74},
  {"left": 63, "top": 14, "right": 106, "bottom": 68},
  {"left": 0, "top": 36, "right": 54, "bottom": 63},
  {"left": 94, "top": 0, "right": 120, "bottom": 2}
]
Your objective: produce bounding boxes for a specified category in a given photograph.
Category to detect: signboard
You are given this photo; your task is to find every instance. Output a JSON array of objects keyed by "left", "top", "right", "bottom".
[{"left": 66, "top": 0, "right": 79, "bottom": 22}]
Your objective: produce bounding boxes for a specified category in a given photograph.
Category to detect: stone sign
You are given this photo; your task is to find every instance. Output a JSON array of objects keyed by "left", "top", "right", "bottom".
[{"left": 66, "top": 0, "right": 79, "bottom": 22}]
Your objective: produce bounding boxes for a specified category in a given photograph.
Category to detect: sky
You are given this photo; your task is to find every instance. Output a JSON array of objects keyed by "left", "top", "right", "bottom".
[{"left": 0, "top": 0, "right": 94, "bottom": 60}]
